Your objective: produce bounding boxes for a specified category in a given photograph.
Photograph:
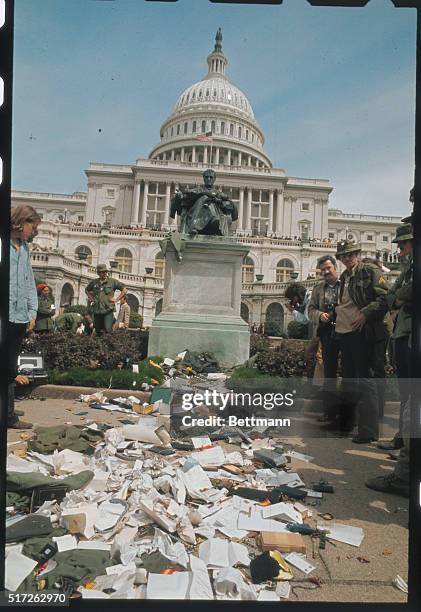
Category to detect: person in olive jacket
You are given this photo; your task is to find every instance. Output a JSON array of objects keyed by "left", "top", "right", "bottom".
[
  {"left": 35, "top": 284, "right": 55, "bottom": 332},
  {"left": 85, "top": 263, "right": 127, "bottom": 334},
  {"left": 334, "top": 240, "right": 389, "bottom": 444}
]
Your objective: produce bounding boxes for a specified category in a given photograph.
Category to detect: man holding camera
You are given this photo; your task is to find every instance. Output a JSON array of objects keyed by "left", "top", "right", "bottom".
[{"left": 308, "top": 255, "right": 341, "bottom": 423}]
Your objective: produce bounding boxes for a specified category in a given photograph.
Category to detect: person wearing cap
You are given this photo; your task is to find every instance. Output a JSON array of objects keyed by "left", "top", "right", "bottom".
[
  {"left": 34, "top": 284, "right": 55, "bottom": 332},
  {"left": 334, "top": 240, "right": 389, "bottom": 443},
  {"left": 85, "top": 264, "right": 127, "bottom": 334},
  {"left": 375, "top": 223, "right": 413, "bottom": 452}
]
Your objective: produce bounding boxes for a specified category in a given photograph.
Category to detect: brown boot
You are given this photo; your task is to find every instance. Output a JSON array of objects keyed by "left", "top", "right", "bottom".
[{"left": 8, "top": 419, "right": 33, "bottom": 430}]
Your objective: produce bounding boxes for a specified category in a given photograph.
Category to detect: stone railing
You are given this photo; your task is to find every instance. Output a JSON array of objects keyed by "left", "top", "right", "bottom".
[
  {"left": 328, "top": 210, "right": 400, "bottom": 222},
  {"left": 242, "top": 279, "right": 317, "bottom": 294},
  {"left": 137, "top": 158, "right": 282, "bottom": 175},
  {"left": 13, "top": 190, "right": 87, "bottom": 201}
]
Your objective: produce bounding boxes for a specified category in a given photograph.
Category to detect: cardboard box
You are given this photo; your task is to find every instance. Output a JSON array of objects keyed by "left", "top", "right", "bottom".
[{"left": 260, "top": 531, "right": 306, "bottom": 554}]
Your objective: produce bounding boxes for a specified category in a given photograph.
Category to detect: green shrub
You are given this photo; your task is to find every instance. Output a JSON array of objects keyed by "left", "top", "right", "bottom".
[
  {"left": 256, "top": 343, "right": 307, "bottom": 377},
  {"left": 287, "top": 320, "right": 309, "bottom": 339},
  {"left": 64, "top": 305, "right": 89, "bottom": 316},
  {"left": 129, "top": 312, "right": 143, "bottom": 329},
  {"left": 264, "top": 322, "right": 285, "bottom": 337},
  {"left": 249, "top": 334, "right": 270, "bottom": 356},
  {"left": 48, "top": 359, "right": 164, "bottom": 389},
  {"left": 23, "top": 329, "right": 150, "bottom": 371}
]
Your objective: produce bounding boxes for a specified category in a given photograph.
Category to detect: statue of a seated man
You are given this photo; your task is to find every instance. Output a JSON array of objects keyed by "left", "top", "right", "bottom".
[{"left": 170, "top": 169, "right": 238, "bottom": 236}]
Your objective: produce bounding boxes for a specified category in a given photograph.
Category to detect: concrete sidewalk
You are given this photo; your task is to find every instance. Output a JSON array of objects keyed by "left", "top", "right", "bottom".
[{"left": 6, "top": 395, "right": 409, "bottom": 603}]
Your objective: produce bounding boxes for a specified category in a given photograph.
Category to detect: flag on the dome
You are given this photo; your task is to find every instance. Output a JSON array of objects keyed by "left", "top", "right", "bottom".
[{"left": 195, "top": 131, "right": 213, "bottom": 142}]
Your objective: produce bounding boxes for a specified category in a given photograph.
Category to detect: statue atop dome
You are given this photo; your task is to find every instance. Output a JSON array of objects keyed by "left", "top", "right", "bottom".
[
  {"left": 170, "top": 168, "right": 238, "bottom": 237},
  {"left": 214, "top": 28, "right": 223, "bottom": 53}
]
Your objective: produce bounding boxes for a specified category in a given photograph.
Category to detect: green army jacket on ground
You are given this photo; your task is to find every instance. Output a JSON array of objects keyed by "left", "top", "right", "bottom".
[
  {"left": 54, "top": 312, "right": 82, "bottom": 332},
  {"left": 86, "top": 276, "right": 125, "bottom": 314},
  {"left": 380, "top": 259, "right": 412, "bottom": 339},
  {"left": 35, "top": 295, "right": 55, "bottom": 331},
  {"left": 339, "top": 262, "right": 389, "bottom": 342}
]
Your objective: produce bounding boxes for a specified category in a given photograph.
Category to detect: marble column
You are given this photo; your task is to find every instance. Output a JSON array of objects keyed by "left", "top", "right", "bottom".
[
  {"left": 171, "top": 150, "right": 175, "bottom": 161},
  {"left": 238, "top": 187, "right": 244, "bottom": 230},
  {"left": 248, "top": 155, "right": 251, "bottom": 167},
  {"left": 164, "top": 183, "right": 171, "bottom": 225},
  {"left": 141, "top": 181, "right": 149, "bottom": 226},
  {"left": 268, "top": 190, "right": 274, "bottom": 233},
  {"left": 131, "top": 180, "right": 141, "bottom": 225},
  {"left": 215, "top": 147, "right": 220, "bottom": 165},
  {"left": 204, "top": 147, "right": 208, "bottom": 164},
  {"left": 238, "top": 152, "right": 242, "bottom": 167},
  {"left": 246, "top": 188, "right": 252, "bottom": 231},
  {"left": 275, "top": 190, "right": 283, "bottom": 233},
  {"left": 227, "top": 149, "right": 231, "bottom": 166},
  {"left": 192, "top": 146, "right": 196, "bottom": 163},
  {"left": 181, "top": 148, "right": 185, "bottom": 162}
]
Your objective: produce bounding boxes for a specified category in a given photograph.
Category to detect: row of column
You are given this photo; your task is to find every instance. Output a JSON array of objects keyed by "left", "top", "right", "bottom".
[
  {"left": 163, "top": 146, "right": 265, "bottom": 169},
  {"left": 240, "top": 187, "right": 281, "bottom": 233},
  {"left": 132, "top": 181, "right": 284, "bottom": 231},
  {"left": 132, "top": 181, "right": 172, "bottom": 225}
]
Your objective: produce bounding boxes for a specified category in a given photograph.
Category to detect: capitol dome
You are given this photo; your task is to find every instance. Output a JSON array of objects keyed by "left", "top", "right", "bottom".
[
  {"left": 149, "top": 29, "right": 272, "bottom": 170},
  {"left": 174, "top": 77, "right": 255, "bottom": 121}
]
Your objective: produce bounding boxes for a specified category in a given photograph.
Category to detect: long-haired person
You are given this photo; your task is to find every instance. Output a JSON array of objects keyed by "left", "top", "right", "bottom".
[{"left": 8, "top": 205, "right": 41, "bottom": 429}]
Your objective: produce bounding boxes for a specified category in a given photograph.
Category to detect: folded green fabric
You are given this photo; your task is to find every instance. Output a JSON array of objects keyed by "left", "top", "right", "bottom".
[
  {"left": 6, "top": 470, "right": 94, "bottom": 494},
  {"left": 27, "top": 425, "right": 103, "bottom": 455},
  {"left": 17, "top": 549, "right": 115, "bottom": 593},
  {"left": 22, "top": 527, "right": 68, "bottom": 560}
]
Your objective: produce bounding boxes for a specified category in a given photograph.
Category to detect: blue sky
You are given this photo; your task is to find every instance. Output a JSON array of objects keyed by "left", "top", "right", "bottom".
[{"left": 12, "top": 0, "right": 416, "bottom": 217}]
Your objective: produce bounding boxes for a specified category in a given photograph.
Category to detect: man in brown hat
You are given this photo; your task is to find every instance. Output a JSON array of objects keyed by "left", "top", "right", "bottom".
[
  {"left": 86, "top": 264, "right": 127, "bottom": 334},
  {"left": 333, "top": 240, "right": 389, "bottom": 443}
]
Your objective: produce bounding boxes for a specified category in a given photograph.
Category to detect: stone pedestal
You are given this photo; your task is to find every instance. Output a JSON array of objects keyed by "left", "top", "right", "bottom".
[{"left": 148, "top": 236, "right": 250, "bottom": 368}]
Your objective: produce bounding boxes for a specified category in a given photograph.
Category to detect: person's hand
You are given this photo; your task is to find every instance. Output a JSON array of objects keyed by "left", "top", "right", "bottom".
[
  {"left": 15, "top": 374, "right": 30, "bottom": 385},
  {"left": 27, "top": 319, "right": 36, "bottom": 333},
  {"left": 319, "top": 312, "right": 331, "bottom": 323},
  {"left": 286, "top": 303, "right": 294, "bottom": 313},
  {"left": 351, "top": 312, "right": 367, "bottom": 331}
]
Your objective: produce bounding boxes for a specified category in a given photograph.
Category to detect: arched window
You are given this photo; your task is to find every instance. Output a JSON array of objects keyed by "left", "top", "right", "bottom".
[
  {"left": 242, "top": 256, "right": 255, "bottom": 283},
  {"left": 276, "top": 259, "right": 294, "bottom": 282},
  {"left": 177, "top": 124, "right": 180, "bottom": 135},
  {"left": 75, "top": 245, "right": 92, "bottom": 264},
  {"left": 155, "top": 252, "right": 165, "bottom": 278},
  {"left": 240, "top": 303, "right": 250, "bottom": 323},
  {"left": 60, "top": 283, "right": 74, "bottom": 308},
  {"left": 220, "top": 121, "right": 225, "bottom": 134},
  {"left": 230, "top": 124, "right": 234, "bottom": 136},
  {"left": 201, "top": 120, "right": 206, "bottom": 133},
  {"left": 192, "top": 121, "right": 197, "bottom": 133},
  {"left": 265, "top": 303, "right": 284, "bottom": 337},
  {"left": 155, "top": 298, "right": 163, "bottom": 316},
  {"left": 115, "top": 248, "right": 133, "bottom": 273},
  {"left": 126, "top": 294, "right": 139, "bottom": 314},
  {"left": 184, "top": 122, "right": 188, "bottom": 134},
  {"left": 211, "top": 120, "right": 216, "bottom": 133},
  {"left": 238, "top": 126, "right": 242, "bottom": 139}
]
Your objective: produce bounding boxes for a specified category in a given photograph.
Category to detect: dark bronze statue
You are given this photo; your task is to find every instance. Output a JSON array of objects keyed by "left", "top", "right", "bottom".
[{"left": 170, "top": 169, "right": 238, "bottom": 237}]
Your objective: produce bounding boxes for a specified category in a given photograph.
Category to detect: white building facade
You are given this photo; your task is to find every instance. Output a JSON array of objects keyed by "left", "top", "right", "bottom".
[{"left": 12, "top": 31, "right": 402, "bottom": 333}]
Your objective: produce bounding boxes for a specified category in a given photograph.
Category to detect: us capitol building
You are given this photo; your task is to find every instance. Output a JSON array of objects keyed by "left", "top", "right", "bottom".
[{"left": 13, "top": 30, "right": 401, "bottom": 332}]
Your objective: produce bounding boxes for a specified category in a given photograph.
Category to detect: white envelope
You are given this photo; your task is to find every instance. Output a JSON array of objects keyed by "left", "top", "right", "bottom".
[
  {"left": 5, "top": 551, "right": 37, "bottom": 591},
  {"left": 189, "top": 555, "right": 214, "bottom": 600},
  {"left": 146, "top": 572, "right": 191, "bottom": 599}
]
